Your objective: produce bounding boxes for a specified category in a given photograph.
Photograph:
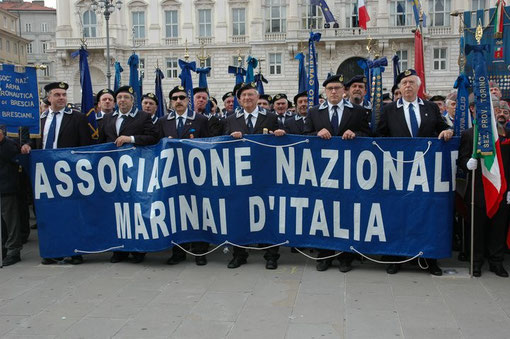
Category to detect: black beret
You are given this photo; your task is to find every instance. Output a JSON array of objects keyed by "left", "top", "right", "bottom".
[
  {"left": 429, "top": 95, "right": 446, "bottom": 102},
  {"left": 193, "top": 87, "right": 209, "bottom": 95},
  {"left": 169, "top": 85, "right": 186, "bottom": 99},
  {"left": 344, "top": 75, "right": 367, "bottom": 88},
  {"left": 395, "top": 69, "right": 418, "bottom": 85},
  {"left": 382, "top": 93, "right": 391, "bottom": 101},
  {"left": 142, "top": 92, "right": 158, "bottom": 105},
  {"left": 259, "top": 94, "right": 272, "bottom": 103},
  {"left": 222, "top": 91, "right": 234, "bottom": 101},
  {"left": 42, "top": 97, "right": 50, "bottom": 105},
  {"left": 293, "top": 91, "right": 307, "bottom": 105},
  {"left": 391, "top": 84, "right": 399, "bottom": 95},
  {"left": 44, "top": 82, "right": 68, "bottom": 92},
  {"left": 114, "top": 85, "right": 135, "bottom": 98},
  {"left": 96, "top": 88, "right": 115, "bottom": 103},
  {"left": 322, "top": 74, "right": 344, "bottom": 87},
  {"left": 232, "top": 82, "right": 243, "bottom": 97},
  {"left": 210, "top": 96, "right": 218, "bottom": 105},
  {"left": 272, "top": 93, "right": 288, "bottom": 104},
  {"left": 236, "top": 82, "right": 258, "bottom": 98}
]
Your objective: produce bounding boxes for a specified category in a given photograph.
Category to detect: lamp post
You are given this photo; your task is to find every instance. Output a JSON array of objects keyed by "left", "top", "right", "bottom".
[{"left": 91, "top": 0, "right": 122, "bottom": 89}]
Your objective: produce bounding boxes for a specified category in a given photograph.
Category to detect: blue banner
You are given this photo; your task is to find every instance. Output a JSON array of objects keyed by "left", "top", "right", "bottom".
[
  {"left": 128, "top": 53, "right": 142, "bottom": 110},
  {"left": 29, "top": 135, "right": 458, "bottom": 259},
  {"left": 311, "top": 0, "right": 337, "bottom": 23},
  {"left": 295, "top": 52, "right": 307, "bottom": 94},
  {"left": 254, "top": 73, "right": 267, "bottom": 95},
  {"left": 196, "top": 66, "right": 211, "bottom": 114},
  {"left": 453, "top": 73, "right": 471, "bottom": 137},
  {"left": 392, "top": 54, "right": 400, "bottom": 86},
  {"left": 178, "top": 59, "right": 196, "bottom": 113},
  {"left": 71, "top": 47, "right": 98, "bottom": 140},
  {"left": 154, "top": 68, "right": 166, "bottom": 119},
  {"left": 245, "top": 56, "right": 258, "bottom": 83},
  {"left": 0, "top": 64, "right": 40, "bottom": 136},
  {"left": 368, "top": 57, "right": 388, "bottom": 133},
  {"left": 466, "top": 44, "right": 494, "bottom": 156},
  {"left": 114, "top": 61, "right": 123, "bottom": 92},
  {"left": 358, "top": 58, "right": 371, "bottom": 103},
  {"left": 308, "top": 32, "right": 321, "bottom": 108},
  {"left": 228, "top": 65, "right": 245, "bottom": 110}
]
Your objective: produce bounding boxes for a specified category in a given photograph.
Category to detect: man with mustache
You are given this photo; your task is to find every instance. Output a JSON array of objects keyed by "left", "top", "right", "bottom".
[
  {"left": 141, "top": 92, "right": 160, "bottom": 124},
  {"left": 272, "top": 93, "right": 293, "bottom": 129},
  {"left": 194, "top": 87, "right": 223, "bottom": 136},
  {"left": 345, "top": 75, "right": 371, "bottom": 109},
  {"left": 284, "top": 91, "right": 308, "bottom": 135}
]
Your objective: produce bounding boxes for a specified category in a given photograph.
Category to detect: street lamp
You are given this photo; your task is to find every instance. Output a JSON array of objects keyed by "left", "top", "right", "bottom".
[{"left": 91, "top": 0, "right": 123, "bottom": 89}]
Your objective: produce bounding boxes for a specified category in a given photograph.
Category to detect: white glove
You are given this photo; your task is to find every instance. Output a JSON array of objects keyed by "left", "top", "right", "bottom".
[
  {"left": 507, "top": 192, "right": 510, "bottom": 205},
  {"left": 466, "top": 158, "right": 478, "bottom": 171}
]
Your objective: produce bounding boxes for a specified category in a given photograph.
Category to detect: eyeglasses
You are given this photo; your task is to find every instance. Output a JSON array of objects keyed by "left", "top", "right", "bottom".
[
  {"left": 171, "top": 95, "right": 187, "bottom": 101},
  {"left": 325, "top": 86, "right": 343, "bottom": 92}
]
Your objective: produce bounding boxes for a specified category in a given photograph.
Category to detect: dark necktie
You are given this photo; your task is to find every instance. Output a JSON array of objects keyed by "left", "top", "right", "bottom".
[
  {"left": 177, "top": 116, "right": 184, "bottom": 137},
  {"left": 45, "top": 111, "right": 59, "bottom": 149},
  {"left": 247, "top": 113, "right": 254, "bottom": 134},
  {"left": 409, "top": 103, "right": 419, "bottom": 137},
  {"left": 330, "top": 105, "right": 339, "bottom": 136},
  {"left": 278, "top": 115, "right": 285, "bottom": 129}
]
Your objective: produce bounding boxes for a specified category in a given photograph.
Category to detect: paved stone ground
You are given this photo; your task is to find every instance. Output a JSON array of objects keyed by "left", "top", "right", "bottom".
[{"left": 1, "top": 231, "right": 510, "bottom": 339}]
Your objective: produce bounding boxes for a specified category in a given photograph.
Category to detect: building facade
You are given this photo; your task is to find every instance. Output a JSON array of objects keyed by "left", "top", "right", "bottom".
[
  {"left": 0, "top": 0, "right": 57, "bottom": 93},
  {"left": 0, "top": 7, "right": 29, "bottom": 66},
  {"left": 53, "top": 0, "right": 482, "bottom": 105}
]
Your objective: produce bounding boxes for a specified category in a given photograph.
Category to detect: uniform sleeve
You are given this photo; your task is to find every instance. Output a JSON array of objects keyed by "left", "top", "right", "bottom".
[{"left": 77, "top": 112, "right": 93, "bottom": 146}]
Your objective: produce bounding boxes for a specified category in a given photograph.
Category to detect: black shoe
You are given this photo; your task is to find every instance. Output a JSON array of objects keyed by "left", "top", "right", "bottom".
[
  {"left": 316, "top": 260, "right": 331, "bottom": 272},
  {"left": 265, "top": 259, "right": 278, "bottom": 270},
  {"left": 41, "top": 257, "right": 63, "bottom": 265},
  {"left": 166, "top": 254, "right": 186, "bottom": 265},
  {"left": 428, "top": 262, "right": 443, "bottom": 276},
  {"left": 228, "top": 257, "right": 247, "bottom": 269},
  {"left": 489, "top": 263, "right": 509, "bottom": 278},
  {"left": 110, "top": 252, "right": 128, "bottom": 263},
  {"left": 195, "top": 256, "right": 207, "bottom": 266},
  {"left": 65, "top": 255, "right": 83, "bottom": 265},
  {"left": 130, "top": 253, "right": 145, "bottom": 264},
  {"left": 339, "top": 260, "right": 352, "bottom": 273},
  {"left": 30, "top": 224, "right": 37, "bottom": 229},
  {"left": 3, "top": 255, "right": 21, "bottom": 266},
  {"left": 457, "top": 252, "right": 468, "bottom": 262},
  {"left": 386, "top": 264, "right": 400, "bottom": 274},
  {"left": 473, "top": 264, "right": 482, "bottom": 277}
]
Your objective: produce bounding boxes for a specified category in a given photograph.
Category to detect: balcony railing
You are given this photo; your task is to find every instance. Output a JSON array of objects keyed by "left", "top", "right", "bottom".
[
  {"left": 163, "top": 37, "right": 179, "bottom": 46},
  {"left": 264, "top": 32, "right": 287, "bottom": 41},
  {"left": 230, "top": 35, "right": 246, "bottom": 43},
  {"left": 197, "top": 36, "right": 214, "bottom": 44},
  {"left": 54, "top": 37, "right": 117, "bottom": 49},
  {"left": 428, "top": 26, "right": 452, "bottom": 35},
  {"left": 133, "top": 38, "right": 147, "bottom": 46}
]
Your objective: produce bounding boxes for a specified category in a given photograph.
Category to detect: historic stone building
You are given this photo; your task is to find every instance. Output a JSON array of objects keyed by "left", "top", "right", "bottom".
[
  {"left": 52, "top": 0, "right": 480, "bottom": 105},
  {"left": 0, "top": 7, "right": 29, "bottom": 66}
]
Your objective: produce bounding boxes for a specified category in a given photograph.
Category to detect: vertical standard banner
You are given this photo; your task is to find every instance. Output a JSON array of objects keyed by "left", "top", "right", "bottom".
[{"left": 0, "top": 64, "right": 40, "bottom": 137}]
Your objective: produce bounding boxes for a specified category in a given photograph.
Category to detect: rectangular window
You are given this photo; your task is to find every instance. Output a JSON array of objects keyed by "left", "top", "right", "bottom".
[
  {"left": 390, "top": 1, "right": 413, "bottom": 26},
  {"left": 42, "top": 42, "right": 48, "bottom": 54},
  {"left": 198, "top": 9, "right": 212, "bottom": 37},
  {"left": 166, "top": 57, "right": 179, "bottom": 78},
  {"left": 232, "top": 55, "right": 245, "bottom": 67},
  {"left": 6, "top": 40, "right": 10, "bottom": 53},
  {"left": 132, "top": 11, "right": 145, "bottom": 39},
  {"left": 165, "top": 10, "right": 178, "bottom": 38},
  {"left": 433, "top": 48, "right": 447, "bottom": 70},
  {"left": 139, "top": 58, "right": 145, "bottom": 80},
  {"left": 41, "top": 23, "right": 48, "bottom": 32},
  {"left": 269, "top": 53, "right": 282, "bottom": 75},
  {"left": 43, "top": 64, "right": 50, "bottom": 77},
  {"left": 429, "top": 0, "right": 450, "bottom": 26},
  {"left": 205, "top": 56, "right": 212, "bottom": 77},
  {"left": 25, "top": 23, "right": 31, "bottom": 32},
  {"left": 14, "top": 43, "right": 18, "bottom": 55},
  {"left": 302, "top": 4, "right": 323, "bottom": 30},
  {"left": 345, "top": 1, "right": 359, "bottom": 28},
  {"left": 396, "top": 50, "right": 408, "bottom": 70},
  {"left": 471, "top": 0, "right": 487, "bottom": 10},
  {"left": 232, "top": 8, "right": 246, "bottom": 36},
  {"left": 0, "top": 38, "right": 3, "bottom": 50},
  {"left": 265, "top": 0, "right": 286, "bottom": 33}
]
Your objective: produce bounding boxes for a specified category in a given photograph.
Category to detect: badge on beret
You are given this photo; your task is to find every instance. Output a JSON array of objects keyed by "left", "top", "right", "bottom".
[
  {"left": 178, "top": 86, "right": 184, "bottom": 90},
  {"left": 128, "top": 87, "right": 134, "bottom": 94},
  {"left": 250, "top": 82, "right": 256, "bottom": 88},
  {"left": 268, "top": 95, "right": 272, "bottom": 101},
  {"left": 339, "top": 75, "right": 344, "bottom": 82},
  {"left": 102, "top": 89, "right": 108, "bottom": 93},
  {"left": 404, "top": 70, "right": 411, "bottom": 76},
  {"left": 59, "top": 82, "right": 66, "bottom": 89},
  {"left": 275, "top": 94, "right": 281, "bottom": 100},
  {"left": 148, "top": 93, "right": 155, "bottom": 98}
]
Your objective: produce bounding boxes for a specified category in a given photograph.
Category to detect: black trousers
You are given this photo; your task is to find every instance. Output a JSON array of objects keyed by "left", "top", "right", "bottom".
[
  {"left": 233, "top": 245, "right": 280, "bottom": 261},
  {"left": 172, "top": 242, "right": 209, "bottom": 258}
]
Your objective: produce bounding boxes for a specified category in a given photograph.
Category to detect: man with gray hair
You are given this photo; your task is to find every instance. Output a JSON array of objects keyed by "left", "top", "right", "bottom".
[{"left": 444, "top": 91, "right": 457, "bottom": 127}]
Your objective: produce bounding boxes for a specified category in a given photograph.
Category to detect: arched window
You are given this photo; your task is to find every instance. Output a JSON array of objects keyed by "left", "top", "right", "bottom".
[{"left": 83, "top": 10, "right": 97, "bottom": 38}]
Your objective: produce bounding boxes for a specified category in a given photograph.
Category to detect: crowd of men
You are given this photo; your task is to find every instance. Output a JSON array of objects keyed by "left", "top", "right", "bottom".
[{"left": 1, "top": 69, "right": 509, "bottom": 279}]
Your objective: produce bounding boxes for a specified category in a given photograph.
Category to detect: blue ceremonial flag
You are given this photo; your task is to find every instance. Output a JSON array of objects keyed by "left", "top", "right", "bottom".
[
  {"left": 71, "top": 47, "right": 98, "bottom": 140},
  {"left": 307, "top": 31, "right": 321, "bottom": 107},
  {"left": 392, "top": 54, "right": 400, "bottom": 85},
  {"left": 228, "top": 65, "right": 246, "bottom": 110},
  {"left": 453, "top": 74, "right": 471, "bottom": 137},
  {"left": 114, "top": 61, "right": 123, "bottom": 92},
  {"left": 245, "top": 56, "right": 258, "bottom": 83},
  {"left": 310, "top": 0, "right": 337, "bottom": 23},
  {"left": 155, "top": 68, "right": 166, "bottom": 118},
  {"left": 196, "top": 66, "right": 212, "bottom": 114},
  {"left": 409, "top": 0, "right": 426, "bottom": 27},
  {"left": 295, "top": 52, "right": 307, "bottom": 93},
  {"left": 128, "top": 53, "right": 142, "bottom": 109},
  {"left": 357, "top": 58, "right": 371, "bottom": 103},
  {"left": 178, "top": 59, "right": 196, "bottom": 112},
  {"left": 254, "top": 73, "right": 268, "bottom": 95},
  {"left": 368, "top": 57, "right": 388, "bottom": 133}
]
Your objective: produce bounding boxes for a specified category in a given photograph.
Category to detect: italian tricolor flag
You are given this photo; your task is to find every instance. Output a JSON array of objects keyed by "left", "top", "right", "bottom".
[
  {"left": 494, "top": 0, "right": 505, "bottom": 38},
  {"left": 358, "top": 0, "right": 370, "bottom": 30},
  {"left": 475, "top": 97, "right": 507, "bottom": 218}
]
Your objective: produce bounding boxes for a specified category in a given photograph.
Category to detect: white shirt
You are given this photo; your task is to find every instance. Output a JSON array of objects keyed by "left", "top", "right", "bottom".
[
  {"left": 244, "top": 107, "right": 259, "bottom": 129},
  {"left": 175, "top": 109, "right": 189, "bottom": 129},
  {"left": 328, "top": 101, "right": 344, "bottom": 127},
  {"left": 115, "top": 112, "right": 129, "bottom": 136},
  {"left": 402, "top": 98, "right": 421, "bottom": 136},
  {"left": 42, "top": 108, "right": 64, "bottom": 149}
]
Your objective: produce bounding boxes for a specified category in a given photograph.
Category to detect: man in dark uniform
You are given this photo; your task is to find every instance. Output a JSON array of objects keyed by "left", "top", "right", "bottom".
[
  {"left": 345, "top": 75, "right": 372, "bottom": 110},
  {"left": 304, "top": 74, "right": 371, "bottom": 273},
  {"left": 377, "top": 69, "right": 453, "bottom": 276},
  {"left": 285, "top": 91, "right": 308, "bottom": 135},
  {"left": 458, "top": 99, "right": 510, "bottom": 277},
  {"left": 194, "top": 87, "right": 223, "bottom": 136},
  {"left": 257, "top": 94, "right": 272, "bottom": 111},
  {"left": 141, "top": 92, "right": 160, "bottom": 124},
  {"left": 161, "top": 86, "right": 210, "bottom": 266},
  {"left": 272, "top": 93, "right": 293, "bottom": 129},
  {"left": 95, "top": 89, "right": 115, "bottom": 120},
  {"left": 25, "top": 82, "right": 92, "bottom": 265},
  {"left": 99, "top": 85, "right": 159, "bottom": 263},
  {"left": 224, "top": 82, "right": 286, "bottom": 269},
  {"left": 222, "top": 91, "right": 235, "bottom": 117}
]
